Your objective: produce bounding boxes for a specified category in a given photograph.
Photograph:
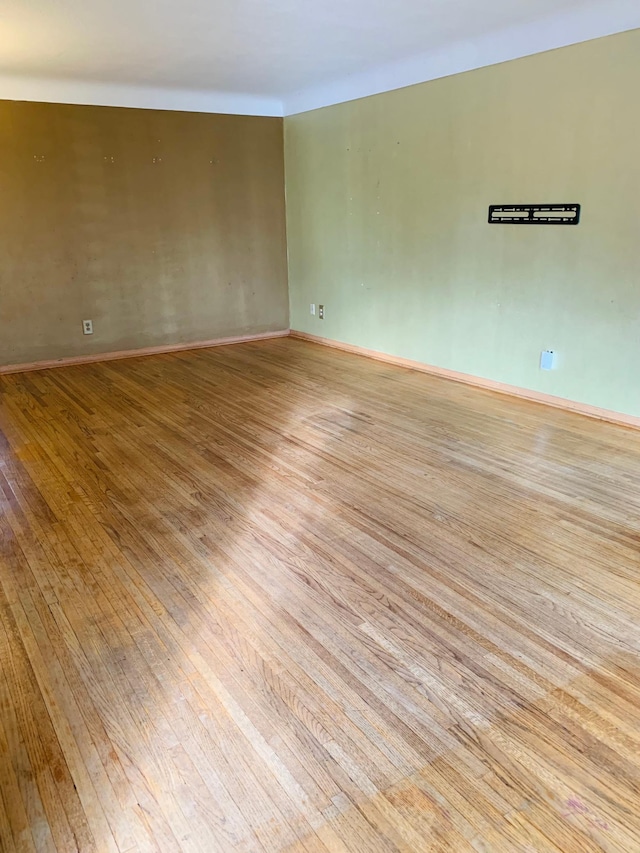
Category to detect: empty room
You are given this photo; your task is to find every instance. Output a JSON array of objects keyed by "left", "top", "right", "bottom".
[{"left": 1, "top": 0, "right": 640, "bottom": 850}]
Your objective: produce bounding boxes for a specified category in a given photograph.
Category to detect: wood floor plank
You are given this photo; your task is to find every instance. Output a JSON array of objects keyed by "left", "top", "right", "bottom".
[{"left": 1, "top": 337, "right": 640, "bottom": 851}]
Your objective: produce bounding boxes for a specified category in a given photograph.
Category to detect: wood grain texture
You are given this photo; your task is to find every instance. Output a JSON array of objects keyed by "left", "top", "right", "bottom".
[
  {"left": 0, "top": 330, "right": 289, "bottom": 376},
  {"left": 0, "top": 336, "right": 639, "bottom": 852},
  {"left": 289, "top": 331, "right": 640, "bottom": 431}
]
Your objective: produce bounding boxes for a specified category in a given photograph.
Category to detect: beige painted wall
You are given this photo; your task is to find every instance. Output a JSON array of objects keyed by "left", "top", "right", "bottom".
[
  {"left": 0, "top": 102, "right": 288, "bottom": 367},
  {"left": 285, "top": 30, "right": 640, "bottom": 417}
]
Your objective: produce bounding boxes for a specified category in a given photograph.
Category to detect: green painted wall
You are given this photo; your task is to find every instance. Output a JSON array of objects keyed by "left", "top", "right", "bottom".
[{"left": 285, "top": 30, "right": 640, "bottom": 417}]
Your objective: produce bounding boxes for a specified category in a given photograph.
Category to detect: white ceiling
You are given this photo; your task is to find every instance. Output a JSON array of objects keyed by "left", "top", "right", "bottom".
[{"left": 0, "top": 0, "right": 637, "bottom": 115}]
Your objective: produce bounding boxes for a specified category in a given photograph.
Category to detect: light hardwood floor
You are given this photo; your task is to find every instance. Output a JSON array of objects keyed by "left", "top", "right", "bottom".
[{"left": 0, "top": 337, "right": 639, "bottom": 853}]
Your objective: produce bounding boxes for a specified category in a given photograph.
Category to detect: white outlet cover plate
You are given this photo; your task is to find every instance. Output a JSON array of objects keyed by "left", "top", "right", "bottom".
[{"left": 540, "top": 350, "right": 556, "bottom": 370}]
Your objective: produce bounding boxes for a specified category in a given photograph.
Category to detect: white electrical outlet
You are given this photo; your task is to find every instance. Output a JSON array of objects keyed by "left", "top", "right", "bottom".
[
  {"left": 82, "top": 319, "right": 93, "bottom": 335},
  {"left": 318, "top": 304, "right": 324, "bottom": 320},
  {"left": 540, "top": 350, "right": 556, "bottom": 370},
  {"left": 310, "top": 303, "right": 316, "bottom": 315}
]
